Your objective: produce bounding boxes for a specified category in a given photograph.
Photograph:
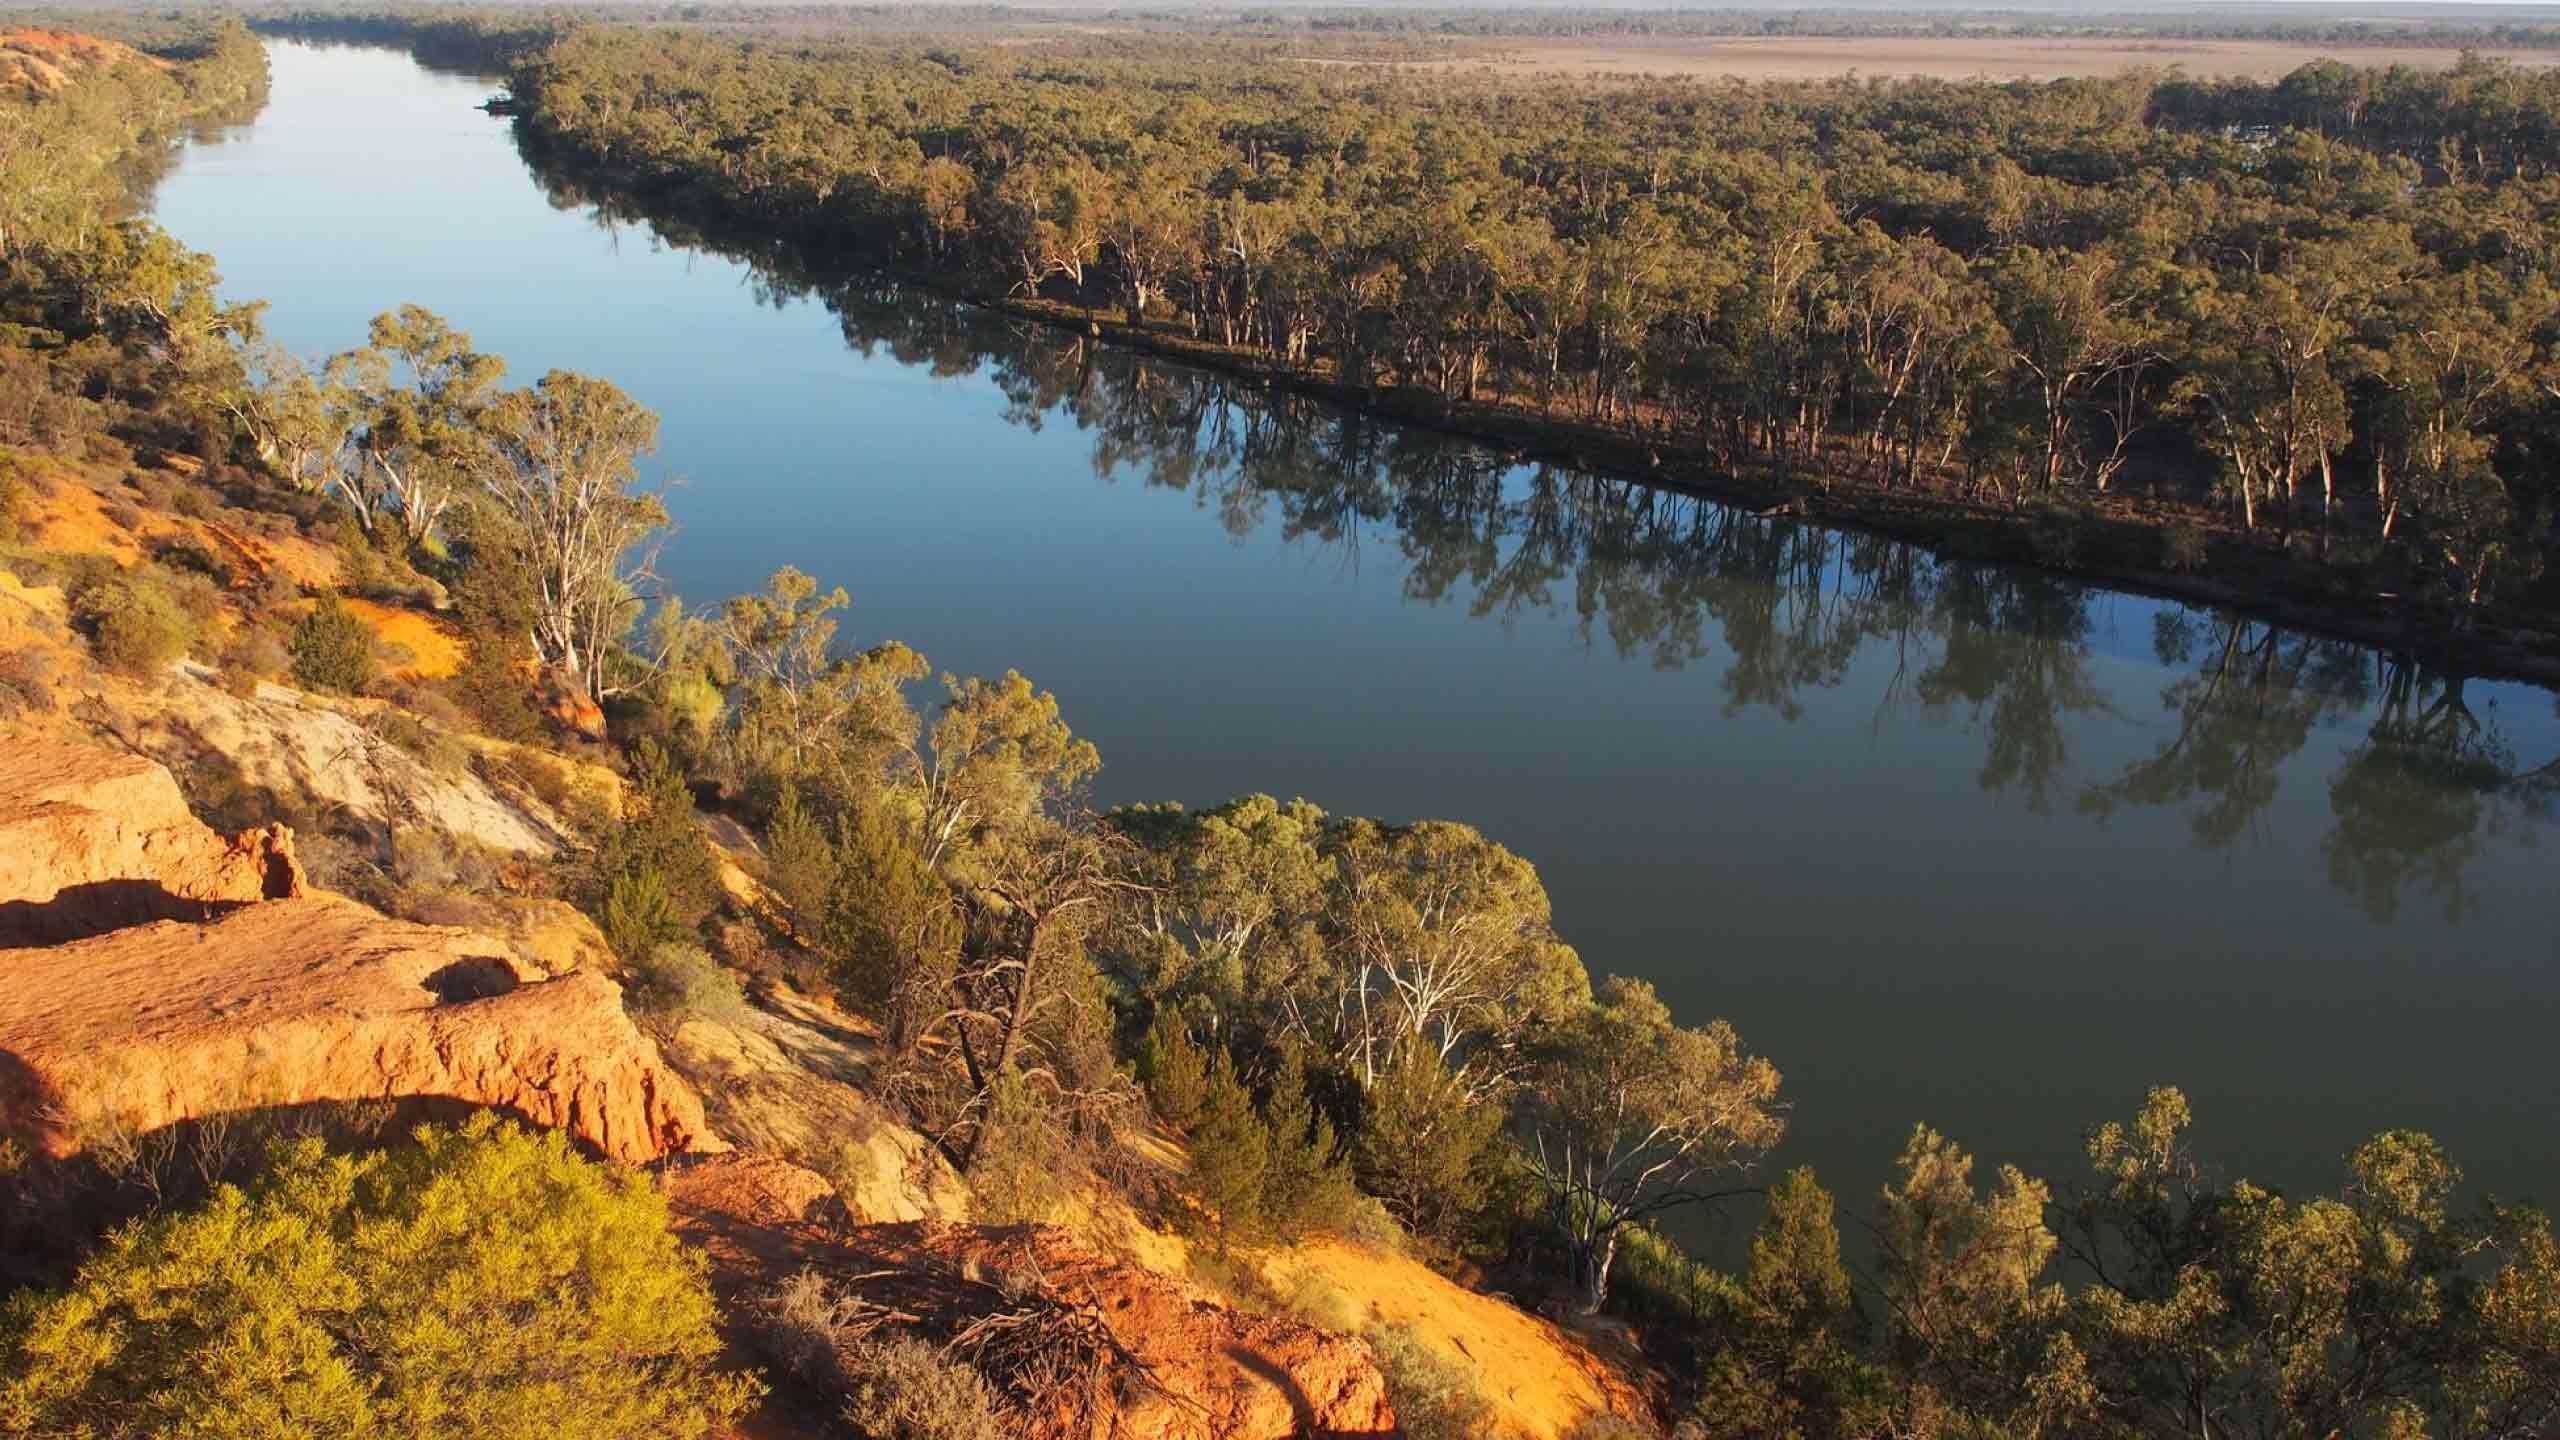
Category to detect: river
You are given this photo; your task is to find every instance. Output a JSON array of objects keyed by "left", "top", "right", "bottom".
[{"left": 151, "top": 40, "right": 2560, "bottom": 1242}]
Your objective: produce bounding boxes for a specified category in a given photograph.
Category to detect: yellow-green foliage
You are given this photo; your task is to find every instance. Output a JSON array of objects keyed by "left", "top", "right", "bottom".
[
  {"left": 69, "top": 562, "right": 209, "bottom": 675},
  {"left": 0, "top": 1112, "right": 760, "bottom": 1440},
  {"left": 1363, "top": 1322, "right": 1493, "bottom": 1440}
]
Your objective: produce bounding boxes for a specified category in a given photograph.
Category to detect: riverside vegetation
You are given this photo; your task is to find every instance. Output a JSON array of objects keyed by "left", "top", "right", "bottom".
[
  {"left": 2, "top": 15, "right": 2558, "bottom": 1440},
  {"left": 290, "top": 5, "right": 2560, "bottom": 669}
]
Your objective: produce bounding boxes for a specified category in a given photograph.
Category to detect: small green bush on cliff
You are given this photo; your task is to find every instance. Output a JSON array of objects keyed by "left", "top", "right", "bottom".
[
  {"left": 290, "top": 594, "right": 377, "bottom": 693},
  {"left": 69, "top": 562, "right": 210, "bottom": 675},
  {"left": 0, "top": 1112, "right": 760, "bottom": 1440}
]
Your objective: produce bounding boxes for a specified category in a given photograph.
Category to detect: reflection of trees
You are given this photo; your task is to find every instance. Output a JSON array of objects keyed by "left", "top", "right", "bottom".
[
  {"left": 514, "top": 127, "right": 2556, "bottom": 921},
  {"left": 1918, "top": 567, "right": 2103, "bottom": 812},
  {"left": 2082, "top": 617, "right": 2368, "bottom": 847},
  {"left": 2325, "top": 666, "right": 2512, "bottom": 922},
  {"left": 2086, "top": 616, "right": 2556, "bottom": 920}
]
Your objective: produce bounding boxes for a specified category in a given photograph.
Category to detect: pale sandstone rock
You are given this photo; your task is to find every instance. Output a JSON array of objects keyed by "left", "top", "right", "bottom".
[
  {"left": 0, "top": 894, "right": 720, "bottom": 1164},
  {"left": 0, "top": 740, "right": 301, "bottom": 941}
]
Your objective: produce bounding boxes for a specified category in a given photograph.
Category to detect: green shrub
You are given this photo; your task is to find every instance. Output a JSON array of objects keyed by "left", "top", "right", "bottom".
[
  {"left": 1259, "top": 1045, "right": 1358, "bottom": 1240},
  {"left": 763, "top": 782, "right": 836, "bottom": 925},
  {"left": 290, "top": 595, "right": 377, "bottom": 693},
  {"left": 602, "top": 867, "right": 682, "bottom": 960},
  {"left": 0, "top": 1112, "right": 760, "bottom": 1439},
  {"left": 450, "top": 630, "right": 544, "bottom": 742},
  {"left": 0, "top": 464, "right": 23, "bottom": 542},
  {"left": 1356, "top": 1042, "right": 1504, "bottom": 1248},
  {"left": 588, "top": 741, "right": 724, "bottom": 959},
  {"left": 816, "top": 803, "right": 960, "bottom": 1041},
  {"left": 1185, "top": 1052, "right": 1269, "bottom": 1253},
  {"left": 1364, "top": 1322, "right": 1493, "bottom": 1440},
  {"left": 624, "top": 942, "right": 748, "bottom": 1024},
  {"left": 69, "top": 564, "right": 207, "bottom": 674},
  {"left": 967, "top": 1069, "right": 1074, "bottom": 1226},
  {"left": 1138, "top": 1010, "right": 1210, "bottom": 1130}
]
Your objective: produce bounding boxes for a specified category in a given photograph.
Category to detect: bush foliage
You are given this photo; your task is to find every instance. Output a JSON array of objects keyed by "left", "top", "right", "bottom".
[
  {"left": 289, "top": 594, "right": 377, "bottom": 693},
  {"left": 69, "top": 563, "right": 206, "bottom": 675},
  {"left": 0, "top": 1113, "right": 759, "bottom": 1440}
]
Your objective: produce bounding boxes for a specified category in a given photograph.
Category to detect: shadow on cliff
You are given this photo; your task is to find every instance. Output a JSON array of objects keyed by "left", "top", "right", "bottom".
[{"left": 0, "top": 879, "right": 257, "bottom": 945}]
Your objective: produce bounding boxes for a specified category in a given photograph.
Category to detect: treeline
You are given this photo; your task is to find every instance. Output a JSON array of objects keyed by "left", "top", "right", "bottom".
[
  {"left": 497, "top": 29, "right": 2560, "bottom": 629},
  {"left": 1254, "top": 5, "right": 2560, "bottom": 49},
  {"left": 246, "top": 8, "right": 559, "bottom": 71}
]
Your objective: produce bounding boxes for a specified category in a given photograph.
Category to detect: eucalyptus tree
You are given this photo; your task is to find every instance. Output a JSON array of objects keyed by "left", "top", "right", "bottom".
[
  {"left": 1520, "top": 976, "right": 1784, "bottom": 1315},
  {"left": 339, "top": 305, "right": 506, "bottom": 544},
  {"left": 1325, "top": 815, "right": 1590, "bottom": 1089},
  {"left": 475, "top": 369, "right": 664, "bottom": 704}
]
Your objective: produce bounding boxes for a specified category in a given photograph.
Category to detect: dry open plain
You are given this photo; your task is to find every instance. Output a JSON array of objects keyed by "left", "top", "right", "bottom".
[{"left": 1316, "top": 34, "right": 2559, "bottom": 81}]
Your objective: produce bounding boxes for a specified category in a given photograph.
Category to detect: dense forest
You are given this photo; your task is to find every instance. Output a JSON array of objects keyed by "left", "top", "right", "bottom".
[
  {"left": 3, "top": 15, "right": 2559, "bottom": 1440},
  {"left": 451, "top": 22, "right": 2560, "bottom": 660}
]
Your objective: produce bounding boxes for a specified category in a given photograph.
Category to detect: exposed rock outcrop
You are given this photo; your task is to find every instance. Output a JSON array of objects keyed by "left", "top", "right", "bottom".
[
  {"left": 0, "top": 742, "right": 711, "bottom": 1169},
  {"left": 0, "top": 27, "right": 164, "bottom": 96},
  {"left": 0, "top": 740, "right": 301, "bottom": 942},
  {"left": 410, "top": 893, "right": 614, "bottom": 977},
  {"left": 120, "top": 668, "right": 576, "bottom": 855},
  {"left": 663, "top": 987, "right": 970, "bottom": 1226},
  {"left": 667, "top": 1157, "right": 1397, "bottom": 1440},
  {"left": 0, "top": 895, "right": 719, "bottom": 1165}
]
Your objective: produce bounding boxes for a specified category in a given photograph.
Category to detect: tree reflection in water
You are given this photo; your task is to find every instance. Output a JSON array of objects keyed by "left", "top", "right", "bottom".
[{"left": 526, "top": 154, "right": 2557, "bottom": 924}]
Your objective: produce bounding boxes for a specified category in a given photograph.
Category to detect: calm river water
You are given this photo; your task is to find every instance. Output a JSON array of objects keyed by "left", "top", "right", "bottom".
[{"left": 153, "top": 40, "right": 2559, "bottom": 1241}]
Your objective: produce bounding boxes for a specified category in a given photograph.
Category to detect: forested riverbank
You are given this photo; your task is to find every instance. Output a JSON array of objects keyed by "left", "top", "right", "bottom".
[{"left": 269, "top": 12, "right": 2560, "bottom": 676}]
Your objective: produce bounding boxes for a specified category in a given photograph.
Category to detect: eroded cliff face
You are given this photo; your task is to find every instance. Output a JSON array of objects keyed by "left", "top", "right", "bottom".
[
  {"left": 0, "top": 741, "right": 302, "bottom": 943},
  {"left": 0, "top": 743, "right": 711, "bottom": 1168}
]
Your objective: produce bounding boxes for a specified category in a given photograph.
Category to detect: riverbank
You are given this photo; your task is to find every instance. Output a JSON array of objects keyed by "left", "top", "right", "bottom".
[
  {"left": 252, "top": 16, "right": 2560, "bottom": 683},
  {"left": 510, "top": 131, "right": 2560, "bottom": 687},
  {"left": 503, "top": 123, "right": 2560, "bottom": 688},
  {"left": 984, "top": 292, "right": 2560, "bottom": 688}
]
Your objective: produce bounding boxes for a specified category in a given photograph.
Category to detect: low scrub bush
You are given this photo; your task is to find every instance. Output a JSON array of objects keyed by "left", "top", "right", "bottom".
[
  {"left": 0, "top": 646, "right": 59, "bottom": 719},
  {"left": 69, "top": 562, "right": 212, "bottom": 675},
  {"left": 1364, "top": 1322, "right": 1494, "bottom": 1440},
  {"left": 217, "top": 621, "right": 292, "bottom": 685},
  {"left": 843, "top": 1333, "right": 1006, "bottom": 1440},
  {"left": 758, "top": 1271, "right": 1002, "bottom": 1440},
  {"left": 373, "top": 705, "right": 472, "bottom": 778},
  {"left": 290, "top": 594, "right": 376, "bottom": 693},
  {"left": 0, "top": 1113, "right": 759, "bottom": 1439},
  {"left": 624, "top": 941, "right": 748, "bottom": 1024},
  {"left": 388, "top": 827, "right": 500, "bottom": 900}
]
